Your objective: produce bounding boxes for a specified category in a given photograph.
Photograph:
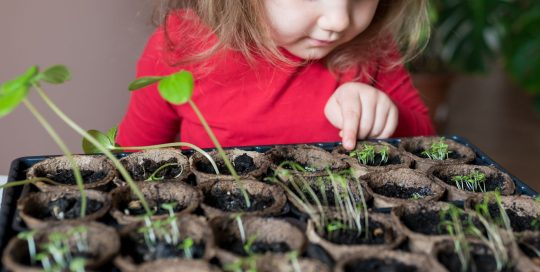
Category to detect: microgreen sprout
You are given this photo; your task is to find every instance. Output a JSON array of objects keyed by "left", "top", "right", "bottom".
[
  {"left": 288, "top": 250, "right": 302, "bottom": 272},
  {"left": 439, "top": 205, "right": 472, "bottom": 272},
  {"left": 452, "top": 170, "right": 487, "bottom": 192},
  {"left": 129, "top": 71, "right": 251, "bottom": 207},
  {"left": 145, "top": 163, "right": 183, "bottom": 181},
  {"left": 17, "top": 230, "right": 37, "bottom": 265},
  {"left": 243, "top": 235, "right": 258, "bottom": 256},
  {"left": 181, "top": 237, "right": 194, "bottom": 259},
  {"left": 410, "top": 193, "right": 424, "bottom": 200},
  {"left": 232, "top": 213, "right": 247, "bottom": 244},
  {"left": 421, "top": 137, "right": 452, "bottom": 160},
  {"left": 349, "top": 144, "right": 390, "bottom": 165},
  {"left": 224, "top": 256, "right": 259, "bottom": 272}
]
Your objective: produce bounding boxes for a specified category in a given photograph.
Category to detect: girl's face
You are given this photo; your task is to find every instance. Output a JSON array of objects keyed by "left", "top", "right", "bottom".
[{"left": 263, "top": 0, "right": 380, "bottom": 60}]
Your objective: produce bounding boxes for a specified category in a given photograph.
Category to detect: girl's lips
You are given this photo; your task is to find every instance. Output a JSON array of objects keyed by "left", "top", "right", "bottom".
[{"left": 308, "top": 38, "right": 334, "bottom": 47}]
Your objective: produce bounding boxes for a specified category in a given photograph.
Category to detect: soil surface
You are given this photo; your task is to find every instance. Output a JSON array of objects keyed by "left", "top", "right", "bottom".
[
  {"left": 487, "top": 203, "right": 536, "bottom": 232},
  {"left": 371, "top": 183, "right": 432, "bottom": 199},
  {"left": 126, "top": 237, "right": 205, "bottom": 263},
  {"left": 127, "top": 158, "right": 183, "bottom": 180},
  {"left": 323, "top": 220, "right": 387, "bottom": 245},
  {"left": 344, "top": 258, "right": 417, "bottom": 272},
  {"left": 122, "top": 199, "right": 187, "bottom": 216},
  {"left": 35, "top": 169, "right": 106, "bottom": 185},
  {"left": 205, "top": 189, "right": 274, "bottom": 212},
  {"left": 411, "top": 148, "right": 464, "bottom": 160},
  {"left": 38, "top": 197, "right": 103, "bottom": 220},
  {"left": 441, "top": 174, "right": 506, "bottom": 192},
  {"left": 219, "top": 239, "right": 291, "bottom": 257},
  {"left": 519, "top": 236, "right": 540, "bottom": 266},
  {"left": 352, "top": 154, "right": 402, "bottom": 167},
  {"left": 437, "top": 243, "right": 513, "bottom": 272},
  {"left": 196, "top": 153, "right": 256, "bottom": 175}
]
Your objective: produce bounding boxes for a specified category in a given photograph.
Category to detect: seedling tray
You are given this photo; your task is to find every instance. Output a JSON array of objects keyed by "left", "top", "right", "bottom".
[{"left": 0, "top": 135, "right": 537, "bottom": 270}]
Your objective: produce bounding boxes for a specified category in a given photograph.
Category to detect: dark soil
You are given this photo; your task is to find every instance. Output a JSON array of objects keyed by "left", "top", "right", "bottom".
[
  {"left": 122, "top": 199, "right": 187, "bottom": 216},
  {"left": 323, "top": 220, "right": 387, "bottom": 245},
  {"left": 344, "top": 258, "right": 417, "bottom": 272},
  {"left": 519, "top": 236, "right": 540, "bottom": 264},
  {"left": 401, "top": 208, "right": 480, "bottom": 235},
  {"left": 205, "top": 188, "right": 274, "bottom": 213},
  {"left": 35, "top": 169, "right": 106, "bottom": 185},
  {"left": 487, "top": 203, "right": 536, "bottom": 232},
  {"left": 219, "top": 238, "right": 291, "bottom": 257},
  {"left": 371, "top": 183, "right": 432, "bottom": 199},
  {"left": 125, "top": 237, "right": 205, "bottom": 263},
  {"left": 37, "top": 197, "right": 103, "bottom": 220},
  {"left": 437, "top": 243, "right": 513, "bottom": 272},
  {"left": 196, "top": 153, "right": 256, "bottom": 175},
  {"left": 126, "top": 158, "right": 183, "bottom": 180},
  {"left": 440, "top": 173, "right": 506, "bottom": 192}
]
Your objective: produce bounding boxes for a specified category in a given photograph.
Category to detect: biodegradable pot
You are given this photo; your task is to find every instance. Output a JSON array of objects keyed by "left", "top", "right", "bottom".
[
  {"left": 114, "top": 215, "right": 215, "bottom": 272},
  {"left": 265, "top": 145, "right": 350, "bottom": 182},
  {"left": 363, "top": 168, "right": 445, "bottom": 208},
  {"left": 212, "top": 216, "right": 307, "bottom": 265},
  {"left": 392, "top": 201, "right": 479, "bottom": 254},
  {"left": 428, "top": 164, "right": 515, "bottom": 201},
  {"left": 119, "top": 148, "right": 190, "bottom": 183},
  {"left": 465, "top": 194, "right": 540, "bottom": 233},
  {"left": 306, "top": 212, "right": 405, "bottom": 261},
  {"left": 335, "top": 249, "right": 447, "bottom": 272},
  {"left": 201, "top": 179, "right": 287, "bottom": 219},
  {"left": 110, "top": 180, "right": 202, "bottom": 225},
  {"left": 281, "top": 170, "right": 372, "bottom": 216},
  {"left": 190, "top": 149, "right": 272, "bottom": 191},
  {"left": 332, "top": 141, "right": 413, "bottom": 177},
  {"left": 26, "top": 155, "right": 116, "bottom": 192},
  {"left": 134, "top": 259, "right": 221, "bottom": 272},
  {"left": 3, "top": 221, "right": 120, "bottom": 271},
  {"left": 432, "top": 238, "right": 533, "bottom": 272},
  {"left": 517, "top": 231, "right": 540, "bottom": 268},
  {"left": 399, "top": 136, "right": 476, "bottom": 172},
  {"left": 18, "top": 189, "right": 111, "bottom": 229},
  {"left": 256, "top": 254, "right": 331, "bottom": 272}
]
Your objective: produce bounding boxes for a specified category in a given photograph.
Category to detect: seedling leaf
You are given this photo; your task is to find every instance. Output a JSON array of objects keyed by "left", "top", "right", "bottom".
[
  {"left": 82, "top": 129, "right": 115, "bottom": 154},
  {"left": 158, "top": 71, "right": 194, "bottom": 104},
  {"left": 38, "top": 65, "right": 71, "bottom": 84},
  {"left": 128, "top": 76, "right": 164, "bottom": 91},
  {"left": 0, "top": 66, "right": 39, "bottom": 117}
]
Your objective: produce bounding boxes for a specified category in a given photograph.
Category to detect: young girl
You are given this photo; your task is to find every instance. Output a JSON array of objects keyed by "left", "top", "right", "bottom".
[{"left": 117, "top": 0, "right": 435, "bottom": 151}]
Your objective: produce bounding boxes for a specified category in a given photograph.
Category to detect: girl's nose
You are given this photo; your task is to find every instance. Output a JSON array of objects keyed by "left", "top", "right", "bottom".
[{"left": 318, "top": 4, "right": 350, "bottom": 33}]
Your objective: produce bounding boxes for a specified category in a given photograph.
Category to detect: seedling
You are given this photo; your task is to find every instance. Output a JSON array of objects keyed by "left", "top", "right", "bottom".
[
  {"left": 452, "top": 171, "right": 487, "bottom": 192},
  {"left": 421, "top": 137, "right": 452, "bottom": 160},
  {"left": 17, "top": 230, "right": 37, "bottom": 265},
  {"left": 287, "top": 250, "right": 302, "bottom": 272},
  {"left": 439, "top": 205, "right": 472, "bottom": 272},
  {"left": 410, "top": 193, "right": 424, "bottom": 200},
  {"left": 0, "top": 65, "right": 152, "bottom": 216},
  {"left": 349, "top": 144, "right": 389, "bottom": 165},
  {"left": 145, "top": 163, "right": 183, "bottom": 181},
  {"left": 224, "top": 256, "right": 259, "bottom": 272},
  {"left": 232, "top": 213, "right": 247, "bottom": 244},
  {"left": 129, "top": 71, "right": 251, "bottom": 207},
  {"left": 181, "top": 237, "right": 194, "bottom": 259},
  {"left": 243, "top": 234, "right": 258, "bottom": 256}
]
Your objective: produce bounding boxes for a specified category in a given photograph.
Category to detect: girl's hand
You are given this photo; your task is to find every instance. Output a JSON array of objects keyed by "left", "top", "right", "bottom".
[{"left": 324, "top": 82, "right": 398, "bottom": 150}]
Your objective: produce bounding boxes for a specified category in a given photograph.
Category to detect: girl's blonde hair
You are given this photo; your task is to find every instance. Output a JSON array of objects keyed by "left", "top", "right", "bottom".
[{"left": 155, "top": 0, "right": 429, "bottom": 77}]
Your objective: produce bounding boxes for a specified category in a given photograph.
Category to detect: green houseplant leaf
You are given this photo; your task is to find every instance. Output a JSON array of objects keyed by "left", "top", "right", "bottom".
[
  {"left": 37, "top": 65, "right": 71, "bottom": 84},
  {"left": 128, "top": 76, "right": 164, "bottom": 91},
  {"left": 158, "top": 71, "right": 194, "bottom": 104},
  {"left": 0, "top": 66, "right": 39, "bottom": 118},
  {"left": 82, "top": 129, "right": 116, "bottom": 154}
]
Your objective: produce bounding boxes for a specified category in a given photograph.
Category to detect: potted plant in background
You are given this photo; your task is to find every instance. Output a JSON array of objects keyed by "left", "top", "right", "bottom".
[{"left": 410, "top": 0, "right": 540, "bottom": 131}]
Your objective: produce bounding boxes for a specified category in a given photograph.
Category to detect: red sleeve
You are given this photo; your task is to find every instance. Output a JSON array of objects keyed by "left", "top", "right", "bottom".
[
  {"left": 373, "top": 49, "right": 436, "bottom": 137},
  {"left": 116, "top": 27, "right": 180, "bottom": 148}
]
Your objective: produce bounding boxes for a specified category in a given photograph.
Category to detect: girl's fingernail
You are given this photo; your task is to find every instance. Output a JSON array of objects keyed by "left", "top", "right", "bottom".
[{"left": 345, "top": 140, "right": 355, "bottom": 149}]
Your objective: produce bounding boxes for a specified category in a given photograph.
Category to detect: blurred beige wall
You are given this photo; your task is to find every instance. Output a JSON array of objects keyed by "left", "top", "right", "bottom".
[{"left": 0, "top": 1, "right": 155, "bottom": 173}]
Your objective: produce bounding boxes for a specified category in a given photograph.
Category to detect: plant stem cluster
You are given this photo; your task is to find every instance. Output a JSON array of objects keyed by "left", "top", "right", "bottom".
[
  {"left": 452, "top": 171, "right": 487, "bottom": 192},
  {"left": 422, "top": 137, "right": 452, "bottom": 160},
  {"left": 349, "top": 144, "right": 389, "bottom": 166}
]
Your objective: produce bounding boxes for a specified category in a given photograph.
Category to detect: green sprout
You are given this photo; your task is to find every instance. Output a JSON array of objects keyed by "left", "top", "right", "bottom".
[
  {"left": 17, "top": 230, "right": 37, "bottom": 265},
  {"left": 68, "top": 257, "right": 86, "bottom": 272},
  {"left": 421, "top": 137, "right": 452, "bottom": 160},
  {"left": 181, "top": 237, "right": 194, "bottom": 259},
  {"left": 452, "top": 171, "right": 487, "bottom": 192},
  {"left": 349, "top": 144, "right": 389, "bottom": 165},
  {"left": 326, "top": 220, "right": 348, "bottom": 233},
  {"left": 145, "top": 163, "right": 183, "bottom": 181},
  {"left": 232, "top": 213, "right": 247, "bottom": 244},
  {"left": 224, "top": 256, "right": 259, "bottom": 272},
  {"left": 410, "top": 193, "right": 424, "bottom": 200},
  {"left": 287, "top": 250, "right": 302, "bottom": 272},
  {"left": 439, "top": 205, "right": 472, "bottom": 272},
  {"left": 243, "top": 235, "right": 258, "bottom": 256}
]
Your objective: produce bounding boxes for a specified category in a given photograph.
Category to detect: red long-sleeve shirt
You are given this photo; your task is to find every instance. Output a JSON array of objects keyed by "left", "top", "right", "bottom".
[{"left": 117, "top": 12, "right": 434, "bottom": 149}]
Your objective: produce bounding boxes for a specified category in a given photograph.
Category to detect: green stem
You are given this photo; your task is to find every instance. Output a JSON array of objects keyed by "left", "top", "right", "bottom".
[
  {"left": 34, "top": 87, "right": 152, "bottom": 215},
  {"left": 187, "top": 100, "right": 251, "bottom": 207},
  {"left": 110, "top": 142, "right": 219, "bottom": 175},
  {"left": 22, "top": 98, "right": 87, "bottom": 218},
  {"left": 0, "top": 178, "right": 65, "bottom": 189}
]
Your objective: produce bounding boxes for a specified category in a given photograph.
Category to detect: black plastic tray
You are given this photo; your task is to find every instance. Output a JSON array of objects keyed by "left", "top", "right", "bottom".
[{"left": 0, "top": 135, "right": 537, "bottom": 269}]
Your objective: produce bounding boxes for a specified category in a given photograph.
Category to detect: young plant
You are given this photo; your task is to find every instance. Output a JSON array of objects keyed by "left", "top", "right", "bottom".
[
  {"left": 287, "top": 250, "right": 302, "bottom": 272},
  {"left": 129, "top": 71, "right": 251, "bottom": 207},
  {"left": 0, "top": 65, "right": 152, "bottom": 216},
  {"left": 421, "top": 137, "right": 452, "bottom": 160},
  {"left": 243, "top": 234, "right": 258, "bottom": 256},
  {"left": 410, "top": 193, "right": 424, "bottom": 200},
  {"left": 17, "top": 230, "right": 38, "bottom": 265},
  {"left": 439, "top": 205, "right": 472, "bottom": 272},
  {"left": 145, "top": 162, "right": 182, "bottom": 181},
  {"left": 181, "top": 237, "right": 194, "bottom": 259},
  {"left": 452, "top": 170, "right": 487, "bottom": 192},
  {"left": 349, "top": 144, "right": 390, "bottom": 165}
]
